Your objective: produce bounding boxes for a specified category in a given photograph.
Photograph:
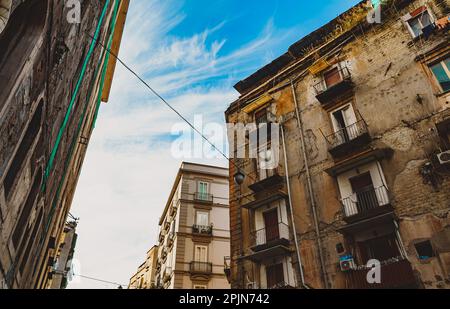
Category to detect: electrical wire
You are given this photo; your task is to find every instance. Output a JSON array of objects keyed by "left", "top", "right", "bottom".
[
  {"left": 73, "top": 273, "right": 127, "bottom": 287},
  {"left": 83, "top": 31, "right": 257, "bottom": 181}
]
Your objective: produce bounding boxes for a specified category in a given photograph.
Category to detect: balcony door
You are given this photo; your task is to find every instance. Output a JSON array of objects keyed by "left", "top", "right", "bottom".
[
  {"left": 263, "top": 209, "right": 279, "bottom": 242},
  {"left": 358, "top": 233, "right": 401, "bottom": 264},
  {"left": 331, "top": 104, "right": 357, "bottom": 144},
  {"left": 323, "top": 66, "right": 342, "bottom": 88},
  {"left": 266, "top": 263, "right": 284, "bottom": 288},
  {"left": 194, "top": 245, "right": 208, "bottom": 263},
  {"left": 198, "top": 182, "right": 209, "bottom": 201},
  {"left": 350, "top": 173, "right": 379, "bottom": 214},
  {"left": 196, "top": 211, "right": 209, "bottom": 227}
]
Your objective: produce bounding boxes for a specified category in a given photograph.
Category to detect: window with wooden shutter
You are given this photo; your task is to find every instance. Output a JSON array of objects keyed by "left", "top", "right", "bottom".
[{"left": 266, "top": 263, "right": 284, "bottom": 288}]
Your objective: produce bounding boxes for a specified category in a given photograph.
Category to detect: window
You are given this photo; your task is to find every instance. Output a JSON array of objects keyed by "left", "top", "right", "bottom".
[
  {"left": 404, "top": 7, "right": 435, "bottom": 38},
  {"left": 429, "top": 57, "right": 450, "bottom": 93},
  {"left": 4, "top": 100, "right": 43, "bottom": 199},
  {"left": 266, "top": 263, "right": 284, "bottom": 288},
  {"left": 331, "top": 104, "right": 357, "bottom": 132},
  {"left": 12, "top": 167, "right": 43, "bottom": 248},
  {"left": 263, "top": 209, "right": 280, "bottom": 243},
  {"left": 198, "top": 181, "right": 209, "bottom": 200},
  {"left": 194, "top": 245, "right": 208, "bottom": 263},
  {"left": 0, "top": 0, "right": 47, "bottom": 111},
  {"left": 435, "top": 118, "right": 450, "bottom": 150},
  {"left": 254, "top": 108, "right": 272, "bottom": 146},
  {"left": 196, "top": 211, "right": 209, "bottom": 226},
  {"left": 254, "top": 108, "right": 274, "bottom": 180},
  {"left": 415, "top": 240, "right": 435, "bottom": 260},
  {"left": 323, "top": 66, "right": 342, "bottom": 88},
  {"left": 329, "top": 104, "right": 358, "bottom": 144},
  {"left": 193, "top": 284, "right": 207, "bottom": 289}
]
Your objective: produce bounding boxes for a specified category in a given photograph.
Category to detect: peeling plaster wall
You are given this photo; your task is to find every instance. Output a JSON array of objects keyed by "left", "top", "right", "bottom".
[{"left": 227, "top": 0, "right": 450, "bottom": 289}]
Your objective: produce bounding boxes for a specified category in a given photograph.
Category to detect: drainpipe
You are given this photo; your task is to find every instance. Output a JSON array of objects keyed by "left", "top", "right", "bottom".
[
  {"left": 280, "top": 123, "right": 308, "bottom": 289},
  {"left": 290, "top": 81, "right": 329, "bottom": 288}
]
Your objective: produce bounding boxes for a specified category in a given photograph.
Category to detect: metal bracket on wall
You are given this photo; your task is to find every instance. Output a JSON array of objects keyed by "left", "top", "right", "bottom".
[{"left": 79, "top": 136, "right": 89, "bottom": 146}]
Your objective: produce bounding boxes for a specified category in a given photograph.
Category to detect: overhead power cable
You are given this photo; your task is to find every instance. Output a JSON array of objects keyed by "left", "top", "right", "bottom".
[
  {"left": 84, "top": 31, "right": 258, "bottom": 184},
  {"left": 73, "top": 273, "right": 127, "bottom": 287}
]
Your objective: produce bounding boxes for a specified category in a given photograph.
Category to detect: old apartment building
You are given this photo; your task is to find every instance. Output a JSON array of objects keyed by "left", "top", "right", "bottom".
[
  {"left": 0, "top": 0, "right": 129, "bottom": 288},
  {"left": 129, "top": 245, "right": 159, "bottom": 289},
  {"left": 225, "top": 0, "right": 450, "bottom": 289},
  {"left": 48, "top": 220, "right": 78, "bottom": 289},
  {"left": 154, "top": 162, "right": 231, "bottom": 289}
]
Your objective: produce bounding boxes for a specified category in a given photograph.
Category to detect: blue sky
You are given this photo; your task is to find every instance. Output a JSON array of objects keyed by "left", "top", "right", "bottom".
[{"left": 68, "top": 0, "right": 361, "bottom": 289}]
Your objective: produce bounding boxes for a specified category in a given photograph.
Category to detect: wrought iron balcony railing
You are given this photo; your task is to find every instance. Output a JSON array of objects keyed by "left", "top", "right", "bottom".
[
  {"left": 252, "top": 222, "right": 290, "bottom": 247},
  {"left": 341, "top": 185, "right": 390, "bottom": 218},
  {"left": 268, "top": 282, "right": 295, "bottom": 289},
  {"left": 169, "top": 200, "right": 178, "bottom": 217},
  {"left": 190, "top": 261, "right": 212, "bottom": 274},
  {"left": 346, "top": 257, "right": 417, "bottom": 289},
  {"left": 224, "top": 256, "right": 231, "bottom": 279},
  {"left": 313, "top": 66, "right": 354, "bottom": 105},
  {"left": 192, "top": 224, "right": 213, "bottom": 236},
  {"left": 163, "top": 267, "right": 172, "bottom": 282},
  {"left": 167, "top": 232, "right": 175, "bottom": 246},
  {"left": 325, "top": 119, "right": 369, "bottom": 149},
  {"left": 313, "top": 66, "right": 352, "bottom": 94},
  {"left": 194, "top": 192, "right": 214, "bottom": 203}
]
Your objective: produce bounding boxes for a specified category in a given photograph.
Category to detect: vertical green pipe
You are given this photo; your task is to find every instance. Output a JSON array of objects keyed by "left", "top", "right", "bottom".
[{"left": 43, "top": 0, "right": 111, "bottom": 183}]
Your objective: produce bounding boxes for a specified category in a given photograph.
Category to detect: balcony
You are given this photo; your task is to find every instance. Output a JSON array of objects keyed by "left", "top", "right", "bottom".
[
  {"left": 158, "top": 231, "right": 166, "bottom": 243},
  {"left": 190, "top": 261, "right": 212, "bottom": 275},
  {"left": 345, "top": 257, "right": 418, "bottom": 289},
  {"left": 245, "top": 223, "right": 292, "bottom": 262},
  {"left": 341, "top": 185, "right": 393, "bottom": 223},
  {"left": 224, "top": 256, "right": 231, "bottom": 282},
  {"left": 163, "top": 221, "right": 170, "bottom": 232},
  {"left": 314, "top": 66, "right": 354, "bottom": 105},
  {"left": 268, "top": 282, "right": 296, "bottom": 289},
  {"left": 325, "top": 119, "right": 371, "bottom": 158},
  {"left": 249, "top": 166, "right": 284, "bottom": 193},
  {"left": 192, "top": 224, "right": 213, "bottom": 236},
  {"left": 167, "top": 232, "right": 175, "bottom": 247},
  {"left": 242, "top": 192, "right": 287, "bottom": 210},
  {"left": 163, "top": 267, "right": 172, "bottom": 283},
  {"left": 161, "top": 248, "right": 168, "bottom": 261},
  {"left": 169, "top": 200, "right": 178, "bottom": 218},
  {"left": 194, "top": 192, "right": 213, "bottom": 204}
]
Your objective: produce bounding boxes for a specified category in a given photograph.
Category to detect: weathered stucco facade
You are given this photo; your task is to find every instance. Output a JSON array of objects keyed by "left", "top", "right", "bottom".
[
  {"left": 226, "top": 0, "right": 450, "bottom": 289},
  {"left": 0, "top": 0, "right": 129, "bottom": 288}
]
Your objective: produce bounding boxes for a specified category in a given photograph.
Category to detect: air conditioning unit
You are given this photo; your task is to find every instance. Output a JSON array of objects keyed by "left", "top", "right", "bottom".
[
  {"left": 437, "top": 150, "right": 450, "bottom": 165},
  {"left": 339, "top": 256, "right": 356, "bottom": 272}
]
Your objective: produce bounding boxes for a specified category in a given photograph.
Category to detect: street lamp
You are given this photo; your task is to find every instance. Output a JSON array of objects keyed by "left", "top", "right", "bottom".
[{"left": 233, "top": 170, "right": 245, "bottom": 185}]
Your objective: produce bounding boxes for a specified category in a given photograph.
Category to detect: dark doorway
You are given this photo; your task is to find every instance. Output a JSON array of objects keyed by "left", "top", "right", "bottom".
[
  {"left": 263, "top": 209, "right": 279, "bottom": 242},
  {"left": 358, "top": 233, "right": 401, "bottom": 264},
  {"left": 266, "top": 263, "right": 284, "bottom": 288},
  {"left": 332, "top": 109, "right": 350, "bottom": 142},
  {"left": 350, "top": 173, "right": 379, "bottom": 214}
]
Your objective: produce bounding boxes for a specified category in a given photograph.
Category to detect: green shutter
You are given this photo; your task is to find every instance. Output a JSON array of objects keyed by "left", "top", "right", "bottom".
[{"left": 431, "top": 61, "right": 450, "bottom": 92}]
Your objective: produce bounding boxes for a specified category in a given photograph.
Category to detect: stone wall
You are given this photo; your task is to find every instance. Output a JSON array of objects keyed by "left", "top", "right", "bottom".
[{"left": 0, "top": 0, "right": 119, "bottom": 289}]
